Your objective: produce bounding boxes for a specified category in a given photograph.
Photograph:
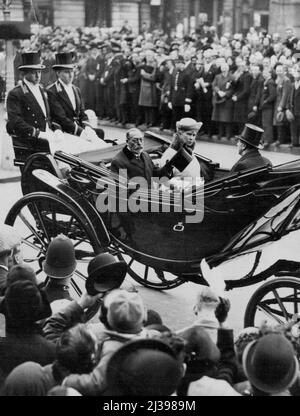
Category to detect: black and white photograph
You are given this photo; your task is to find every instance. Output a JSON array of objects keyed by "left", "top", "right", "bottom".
[{"left": 0, "top": 0, "right": 300, "bottom": 399}]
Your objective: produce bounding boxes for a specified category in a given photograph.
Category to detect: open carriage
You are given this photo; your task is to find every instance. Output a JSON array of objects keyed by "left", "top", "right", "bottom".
[{"left": 5, "top": 131, "right": 300, "bottom": 328}]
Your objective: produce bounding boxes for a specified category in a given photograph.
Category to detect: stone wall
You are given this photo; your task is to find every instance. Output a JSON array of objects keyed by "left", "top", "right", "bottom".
[
  {"left": 53, "top": 0, "right": 85, "bottom": 27},
  {"left": 111, "top": 1, "right": 140, "bottom": 33},
  {"left": 269, "top": 0, "right": 300, "bottom": 36}
]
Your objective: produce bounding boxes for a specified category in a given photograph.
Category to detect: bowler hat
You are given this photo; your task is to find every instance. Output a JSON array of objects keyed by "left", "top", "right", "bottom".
[
  {"left": 106, "top": 338, "right": 182, "bottom": 396},
  {"left": 86, "top": 253, "right": 127, "bottom": 295},
  {"left": 243, "top": 333, "right": 299, "bottom": 394},
  {"left": 18, "top": 51, "right": 45, "bottom": 70},
  {"left": 52, "top": 52, "right": 76, "bottom": 69},
  {"left": 236, "top": 124, "right": 264, "bottom": 149},
  {"left": 43, "top": 234, "right": 77, "bottom": 279}
]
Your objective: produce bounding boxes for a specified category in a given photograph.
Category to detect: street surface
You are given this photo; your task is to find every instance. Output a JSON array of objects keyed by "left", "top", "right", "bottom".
[{"left": 0, "top": 125, "right": 300, "bottom": 337}]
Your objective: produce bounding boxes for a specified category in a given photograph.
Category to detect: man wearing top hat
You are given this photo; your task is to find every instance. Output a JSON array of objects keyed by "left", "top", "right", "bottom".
[
  {"left": 47, "top": 52, "right": 104, "bottom": 141},
  {"left": 6, "top": 51, "right": 59, "bottom": 140},
  {"left": 230, "top": 124, "right": 272, "bottom": 174}
]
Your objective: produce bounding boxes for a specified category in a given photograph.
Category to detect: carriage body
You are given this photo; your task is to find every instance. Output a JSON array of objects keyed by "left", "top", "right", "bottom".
[{"left": 6, "top": 131, "right": 300, "bottom": 326}]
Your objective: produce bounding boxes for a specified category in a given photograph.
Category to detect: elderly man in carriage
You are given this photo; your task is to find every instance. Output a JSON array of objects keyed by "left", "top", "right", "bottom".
[{"left": 110, "top": 118, "right": 206, "bottom": 192}]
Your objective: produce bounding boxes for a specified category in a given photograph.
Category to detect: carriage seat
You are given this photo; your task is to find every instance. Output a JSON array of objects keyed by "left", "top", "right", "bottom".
[{"left": 11, "top": 135, "right": 51, "bottom": 170}]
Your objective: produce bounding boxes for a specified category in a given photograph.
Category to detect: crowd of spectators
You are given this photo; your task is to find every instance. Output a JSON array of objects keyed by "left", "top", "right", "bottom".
[
  {"left": 8, "top": 23, "right": 300, "bottom": 148},
  {"left": 0, "top": 223, "right": 300, "bottom": 396}
]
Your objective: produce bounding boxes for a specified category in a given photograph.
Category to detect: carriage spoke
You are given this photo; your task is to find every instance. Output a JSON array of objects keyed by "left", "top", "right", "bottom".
[
  {"left": 70, "top": 277, "right": 82, "bottom": 297},
  {"left": 257, "top": 303, "right": 284, "bottom": 325},
  {"left": 18, "top": 212, "right": 46, "bottom": 248},
  {"left": 30, "top": 202, "right": 50, "bottom": 243},
  {"left": 272, "top": 289, "right": 289, "bottom": 320},
  {"left": 73, "top": 269, "right": 87, "bottom": 282},
  {"left": 65, "top": 216, "right": 76, "bottom": 237}
]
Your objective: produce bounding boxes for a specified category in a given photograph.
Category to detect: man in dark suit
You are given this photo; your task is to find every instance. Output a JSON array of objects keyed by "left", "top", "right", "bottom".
[
  {"left": 230, "top": 124, "right": 272, "bottom": 174},
  {"left": 47, "top": 52, "right": 104, "bottom": 141},
  {"left": 6, "top": 51, "right": 57, "bottom": 139},
  {"left": 110, "top": 128, "right": 172, "bottom": 187},
  {"left": 168, "top": 55, "right": 193, "bottom": 130}
]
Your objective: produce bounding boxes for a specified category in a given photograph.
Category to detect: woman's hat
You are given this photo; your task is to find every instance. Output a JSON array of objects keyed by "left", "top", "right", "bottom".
[
  {"left": 18, "top": 51, "right": 45, "bottom": 70},
  {"left": 43, "top": 234, "right": 77, "bottom": 279},
  {"left": 52, "top": 52, "right": 76, "bottom": 69},
  {"left": 243, "top": 333, "right": 299, "bottom": 394},
  {"left": 176, "top": 118, "right": 203, "bottom": 132},
  {"left": 235, "top": 124, "right": 264, "bottom": 150},
  {"left": 86, "top": 253, "right": 127, "bottom": 295}
]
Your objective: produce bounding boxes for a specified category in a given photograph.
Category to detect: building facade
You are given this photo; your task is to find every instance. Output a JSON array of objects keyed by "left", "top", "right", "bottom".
[{"left": 3, "top": 0, "right": 300, "bottom": 37}]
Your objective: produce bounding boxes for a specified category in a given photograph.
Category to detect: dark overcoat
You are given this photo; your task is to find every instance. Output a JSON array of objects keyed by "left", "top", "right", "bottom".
[
  {"left": 230, "top": 148, "right": 272, "bottom": 174},
  {"left": 212, "top": 73, "right": 234, "bottom": 123}
]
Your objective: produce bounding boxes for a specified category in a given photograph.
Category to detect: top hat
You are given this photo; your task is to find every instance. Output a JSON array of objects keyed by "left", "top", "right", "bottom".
[
  {"left": 243, "top": 334, "right": 299, "bottom": 394},
  {"left": 52, "top": 52, "right": 76, "bottom": 69},
  {"left": 18, "top": 51, "right": 45, "bottom": 70},
  {"left": 236, "top": 124, "right": 264, "bottom": 150},
  {"left": 85, "top": 253, "right": 127, "bottom": 296},
  {"left": 43, "top": 234, "right": 77, "bottom": 279}
]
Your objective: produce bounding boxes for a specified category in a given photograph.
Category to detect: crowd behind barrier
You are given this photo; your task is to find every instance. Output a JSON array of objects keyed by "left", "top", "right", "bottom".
[
  {"left": 1, "top": 24, "right": 300, "bottom": 147},
  {"left": 0, "top": 226, "right": 299, "bottom": 396}
]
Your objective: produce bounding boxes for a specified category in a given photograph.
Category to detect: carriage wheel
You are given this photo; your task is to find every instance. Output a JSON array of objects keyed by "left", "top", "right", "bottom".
[
  {"left": 244, "top": 277, "right": 300, "bottom": 328},
  {"left": 116, "top": 251, "right": 186, "bottom": 291},
  {"left": 5, "top": 192, "right": 102, "bottom": 320}
]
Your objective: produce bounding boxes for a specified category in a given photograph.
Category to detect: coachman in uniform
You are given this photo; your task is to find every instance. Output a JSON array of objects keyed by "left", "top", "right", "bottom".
[
  {"left": 6, "top": 51, "right": 58, "bottom": 139},
  {"left": 47, "top": 52, "right": 104, "bottom": 140}
]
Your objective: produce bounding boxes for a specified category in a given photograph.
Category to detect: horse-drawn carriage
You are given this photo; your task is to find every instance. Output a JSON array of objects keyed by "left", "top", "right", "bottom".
[{"left": 5, "top": 131, "right": 300, "bottom": 328}]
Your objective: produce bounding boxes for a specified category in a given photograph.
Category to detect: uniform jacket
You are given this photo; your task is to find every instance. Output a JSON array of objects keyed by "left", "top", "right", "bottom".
[
  {"left": 169, "top": 69, "right": 193, "bottom": 107},
  {"left": 47, "top": 80, "right": 88, "bottom": 136},
  {"left": 110, "top": 146, "right": 171, "bottom": 186},
  {"left": 6, "top": 81, "right": 53, "bottom": 138},
  {"left": 230, "top": 148, "right": 272, "bottom": 174}
]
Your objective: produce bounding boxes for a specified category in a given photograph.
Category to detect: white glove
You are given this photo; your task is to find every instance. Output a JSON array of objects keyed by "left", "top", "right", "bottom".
[
  {"left": 184, "top": 104, "right": 191, "bottom": 113},
  {"left": 54, "top": 129, "right": 65, "bottom": 142},
  {"left": 80, "top": 129, "right": 87, "bottom": 140},
  {"left": 168, "top": 102, "right": 173, "bottom": 110},
  {"left": 38, "top": 131, "right": 49, "bottom": 139},
  {"left": 84, "top": 126, "right": 98, "bottom": 142}
]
